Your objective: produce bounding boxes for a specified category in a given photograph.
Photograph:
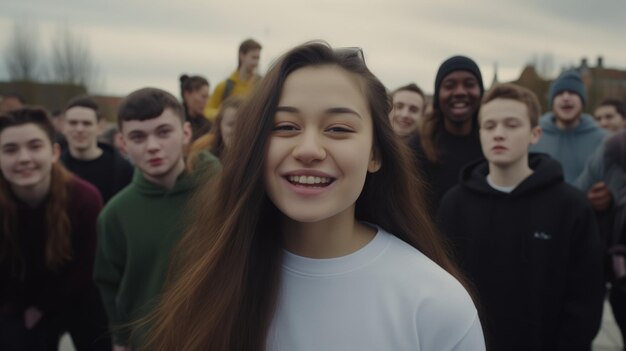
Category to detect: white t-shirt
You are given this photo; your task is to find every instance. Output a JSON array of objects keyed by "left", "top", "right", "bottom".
[
  {"left": 266, "top": 226, "right": 485, "bottom": 351},
  {"left": 486, "top": 175, "right": 517, "bottom": 193}
]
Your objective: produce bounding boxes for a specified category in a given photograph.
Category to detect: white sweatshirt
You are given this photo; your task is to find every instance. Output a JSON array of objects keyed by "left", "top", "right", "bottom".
[{"left": 267, "top": 226, "right": 485, "bottom": 351}]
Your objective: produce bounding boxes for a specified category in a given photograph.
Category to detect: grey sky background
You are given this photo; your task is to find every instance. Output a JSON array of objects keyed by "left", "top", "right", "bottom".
[{"left": 1, "top": 0, "right": 625, "bottom": 99}]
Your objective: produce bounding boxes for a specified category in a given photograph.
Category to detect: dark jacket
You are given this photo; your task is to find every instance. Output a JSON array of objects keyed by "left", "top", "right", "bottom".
[
  {"left": 409, "top": 127, "right": 483, "bottom": 213},
  {"left": 438, "top": 153, "right": 604, "bottom": 351},
  {"left": 61, "top": 143, "right": 134, "bottom": 203}
]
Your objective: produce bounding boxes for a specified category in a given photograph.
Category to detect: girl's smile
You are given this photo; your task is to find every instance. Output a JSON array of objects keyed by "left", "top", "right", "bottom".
[{"left": 264, "top": 64, "right": 380, "bottom": 225}]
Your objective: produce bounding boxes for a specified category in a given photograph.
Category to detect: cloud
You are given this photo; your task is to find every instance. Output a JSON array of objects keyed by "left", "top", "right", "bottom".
[{"left": 1, "top": 0, "right": 625, "bottom": 96}]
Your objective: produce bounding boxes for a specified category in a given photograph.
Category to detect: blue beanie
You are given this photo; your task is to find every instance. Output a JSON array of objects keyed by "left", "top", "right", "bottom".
[
  {"left": 433, "top": 55, "right": 484, "bottom": 111},
  {"left": 549, "top": 70, "right": 587, "bottom": 107}
]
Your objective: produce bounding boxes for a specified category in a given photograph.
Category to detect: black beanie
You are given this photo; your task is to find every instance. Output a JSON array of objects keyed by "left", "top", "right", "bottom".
[{"left": 433, "top": 55, "right": 484, "bottom": 111}]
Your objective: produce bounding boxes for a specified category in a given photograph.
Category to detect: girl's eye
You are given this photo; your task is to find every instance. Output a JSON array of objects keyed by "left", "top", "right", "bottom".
[
  {"left": 326, "top": 126, "right": 353, "bottom": 133},
  {"left": 272, "top": 124, "right": 298, "bottom": 131}
]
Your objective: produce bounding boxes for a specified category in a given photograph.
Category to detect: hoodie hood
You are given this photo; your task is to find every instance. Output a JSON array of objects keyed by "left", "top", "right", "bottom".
[
  {"left": 131, "top": 151, "right": 221, "bottom": 197},
  {"left": 530, "top": 112, "right": 607, "bottom": 183},
  {"left": 539, "top": 112, "right": 600, "bottom": 135},
  {"left": 131, "top": 168, "right": 195, "bottom": 197},
  {"left": 460, "top": 153, "right": 564, "bottom": 198}
]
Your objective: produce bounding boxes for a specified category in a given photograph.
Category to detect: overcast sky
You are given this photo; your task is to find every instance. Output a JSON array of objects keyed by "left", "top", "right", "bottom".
[{"left": 1, "top": 0, "right": 625, "bottom": 99}]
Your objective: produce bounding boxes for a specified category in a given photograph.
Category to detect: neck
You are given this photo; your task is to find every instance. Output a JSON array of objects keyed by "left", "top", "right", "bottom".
[
  {"left": 281, "top": 208, "right": 375, "bottom": 259},
  {"left": 238, "top": 66, "right": 253, "bottom": 81},
  {"left": 11, "top": 174, "right": 52, "bottom": 208},
  {"left": 144, "top": 158, "right": 185, "bottom": 190},
  {"left": 444, "top": 118, "right": 473, "bottom": 136},
  {"left": 554, "top": 115, "right": 581, "bottom": 130},
  {"left": 488, "top": 156, "right": 533, "bottom": 188},
  {"left": 69, "top": 144, "right": 103, "bottom": 160}
]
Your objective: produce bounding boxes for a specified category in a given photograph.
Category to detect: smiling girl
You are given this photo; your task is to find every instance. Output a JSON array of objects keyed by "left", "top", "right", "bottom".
[
  {"left": 0, "top": 107, "right": 110, "bottom": 350},
  {"left": 144, "top": 42, "right": 484, "bottom": 351}
]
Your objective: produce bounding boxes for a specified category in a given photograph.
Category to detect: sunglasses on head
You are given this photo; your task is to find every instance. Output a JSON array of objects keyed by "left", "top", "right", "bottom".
[{"left": 333, "top": 47, "right": 365, "bottom": 64}]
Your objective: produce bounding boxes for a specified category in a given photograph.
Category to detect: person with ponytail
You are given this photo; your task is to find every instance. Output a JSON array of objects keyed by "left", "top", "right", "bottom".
[
  {"left": 144, "top": 42, "right": 485, "bottom": 351},
  {"left": 0, "top": 107, "right": 110, "bottom": 350},
  {"left": 179, "top": 74, "right": 210, "bottom": 141}
]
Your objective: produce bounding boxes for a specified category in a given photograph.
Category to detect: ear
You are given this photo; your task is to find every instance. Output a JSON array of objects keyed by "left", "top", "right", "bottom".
[
  {"left": 529, "top": 126, "right": 542, "bottom": 145},
  {"left": 182, "top": 121, "right": 192, "bottom": 145},
  {"left": 52, "top": 143, "right": 61, "bottom": 163},
  {"left": 368, "top": 148, "right": 382, "bottom": 173}
]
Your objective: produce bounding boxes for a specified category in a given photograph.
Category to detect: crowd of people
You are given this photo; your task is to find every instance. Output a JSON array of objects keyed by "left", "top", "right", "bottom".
[{"left": 1, "top": 38, "right": 626, "bottom": 351}]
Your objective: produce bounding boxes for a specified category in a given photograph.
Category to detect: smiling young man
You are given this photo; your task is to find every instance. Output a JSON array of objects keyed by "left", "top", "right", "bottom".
[
  {"left": 388, "top": 83, "right": 426, "bottom": 140},
  {"left": 410, "top": 55, "right": 484, "bottom": 211},
  {"left": 61, "top": 96, "right": 133, "bottom": 202},
  {"left": 594, "top": 98, "right": 626, "bottom": 132},
  {"left": 438, "top": 83, "right": 604, "bottom": 351},
  {"left": 93, "top": 88, "right": 220, "bottom": 350}
]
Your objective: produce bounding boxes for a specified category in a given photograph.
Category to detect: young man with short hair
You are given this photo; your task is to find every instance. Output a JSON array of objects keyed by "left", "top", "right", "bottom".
[
  {"left": 205, "top": 38, "right": 262, "bottom": 119},
  {"left": 439, "top": 83, "right": 604, "bottom": 351},
  {"left": 594, "top": 98, "right": 626, "bottom": 132},
  {"left": 389, "top": 83, "right": 426, "bottom": 140},
  {"left": 61, "top": 96, "right": 133, "bottom": 202},
  {"left": 529, "top": 70, "right": 607, "bottom": 183},
  {"left": 93, "top": 88, "right": 220, "bottom": 350}
]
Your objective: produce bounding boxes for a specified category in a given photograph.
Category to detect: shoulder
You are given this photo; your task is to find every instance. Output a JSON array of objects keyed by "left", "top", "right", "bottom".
[
  {"left": 440, "top": 184, "right": 465, "bottom": 202},
  {"left": 212, "top": 79, "right": 227, "bottom": 93},
  {"left": 381, "top": 232, "right": 476, "bottom": 311},
  {"left": 66, "top": 176, "right": 103, "bottom": 224},
  {"left": 542, "top": 180, "right": 590, "bottom": 212},
  {"left": 98, "top": 182, "right": 137, "bottom": 220},
  {"left": 380, "top": 233, "right": 480, "bottom": 347},
  {"left": 69, "top": 176, "right": 103, "bottom": 208},
  {"left": 101, "top": 143, "right": 131, "bottom": 166},
  {"left": 190, "top": 150, "right": 222, "bottom": 180}
]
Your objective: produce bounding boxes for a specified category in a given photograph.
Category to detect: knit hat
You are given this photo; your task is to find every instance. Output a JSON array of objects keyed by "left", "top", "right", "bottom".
[
  {"left": 433, "top": 55, "right": 484, "bottom": 111},
  {"left": 548, "top": 70, "right": 587, "bottom": 107}
]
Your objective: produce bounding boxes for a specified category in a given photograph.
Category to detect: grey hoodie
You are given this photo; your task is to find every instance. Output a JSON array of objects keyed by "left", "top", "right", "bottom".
[{"left": 530, "top": 113, "right": 607, "bottom": 183}]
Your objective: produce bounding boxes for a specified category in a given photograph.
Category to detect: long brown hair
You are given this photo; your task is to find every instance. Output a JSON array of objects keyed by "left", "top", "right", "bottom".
[
  {"left": 143, "top": 42, "right": 470, "bottom": 351},
  {"left": 0, "top": 107, "right": 73, "bottom": 276},
  {"left": 186, "top": 96, "right": 244, "bottom": 171}
]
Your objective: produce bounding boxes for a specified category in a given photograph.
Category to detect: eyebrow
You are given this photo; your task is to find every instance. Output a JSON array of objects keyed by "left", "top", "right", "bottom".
[
  {"left": 126, "top": 123, "right": 174, "bottom": 135},
  {"left": 276, "top": 106, "right": 362, "bottom": 119},
  {"left": 1, "top": 138, "right": 45, "bottom": 146}
]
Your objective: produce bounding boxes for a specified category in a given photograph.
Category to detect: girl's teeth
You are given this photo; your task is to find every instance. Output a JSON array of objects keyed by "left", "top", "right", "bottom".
[{"left": 289, "top": 175, "right": 331, "bottom": 184}]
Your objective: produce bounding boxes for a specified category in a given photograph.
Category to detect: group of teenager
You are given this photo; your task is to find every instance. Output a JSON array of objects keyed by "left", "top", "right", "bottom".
[{"left": 1, "top": 38, "right": 625, "bottom": 351}]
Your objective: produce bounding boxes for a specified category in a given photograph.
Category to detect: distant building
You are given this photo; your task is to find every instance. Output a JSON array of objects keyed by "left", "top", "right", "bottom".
[{"left": 508, "top": 57, "right": 626, "bottom": 114}]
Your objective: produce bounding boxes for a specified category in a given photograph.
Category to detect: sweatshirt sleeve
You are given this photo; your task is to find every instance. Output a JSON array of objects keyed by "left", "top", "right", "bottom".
[
  {"left": 449, "top": 315, "right": 486, "bottom": 351},
  {"left": 555, "top": 203, "right": 604, "bottom": 350},
  {"left": 573, "top": 143, "right": 606, "bottom": 192},
  {"left": 93, "top": 207, "right": 130, "bottom": 345}
]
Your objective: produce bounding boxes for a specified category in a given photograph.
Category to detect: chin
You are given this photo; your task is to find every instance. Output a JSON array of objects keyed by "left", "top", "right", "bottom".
[{"left": 282, "top": 212, "right": 331, "bottom": 224}]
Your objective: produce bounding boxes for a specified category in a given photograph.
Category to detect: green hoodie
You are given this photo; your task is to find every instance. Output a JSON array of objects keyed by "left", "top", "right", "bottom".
[{"left": 93, "top": 152, "right": 220, "bottom": 345}]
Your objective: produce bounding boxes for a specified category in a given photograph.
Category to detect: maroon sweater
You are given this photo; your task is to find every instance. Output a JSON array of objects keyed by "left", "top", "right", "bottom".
[{"left": 0, "top": 176, "right": 103, "bottom": 316}]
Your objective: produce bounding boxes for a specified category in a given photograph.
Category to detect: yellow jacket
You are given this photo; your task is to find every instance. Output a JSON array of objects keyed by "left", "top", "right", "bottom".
[{"left": 204, "top": 70, "right": 260, "bottom": 120}]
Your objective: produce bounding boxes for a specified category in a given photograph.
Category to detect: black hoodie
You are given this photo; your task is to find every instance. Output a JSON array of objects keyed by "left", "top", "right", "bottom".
[{"left": 438, "top": 153, "right": 604, "bottom": 351}]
